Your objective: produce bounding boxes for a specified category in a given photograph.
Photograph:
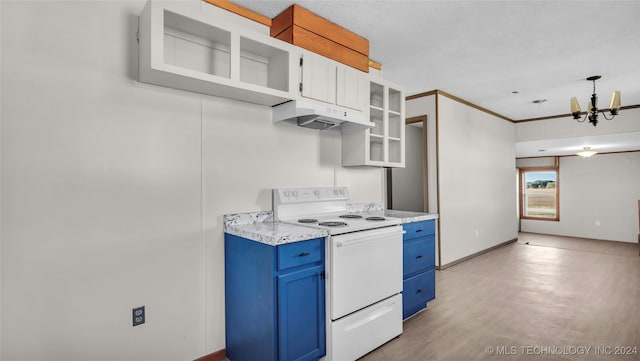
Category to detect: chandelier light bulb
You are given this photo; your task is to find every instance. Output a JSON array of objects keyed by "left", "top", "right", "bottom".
[{"left": 570, "top": 75, "right": 620, "bottom": 127}]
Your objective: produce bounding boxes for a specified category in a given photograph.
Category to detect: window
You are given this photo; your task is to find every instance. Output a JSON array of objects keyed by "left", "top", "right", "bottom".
[{"left": 520, "top": 167, "right": 559, "bottom": 221}]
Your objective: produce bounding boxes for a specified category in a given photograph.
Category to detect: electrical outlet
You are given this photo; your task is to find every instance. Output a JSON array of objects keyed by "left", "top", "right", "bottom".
[{"left": 132, "top": 306, "right": 145, "bottom": 327}]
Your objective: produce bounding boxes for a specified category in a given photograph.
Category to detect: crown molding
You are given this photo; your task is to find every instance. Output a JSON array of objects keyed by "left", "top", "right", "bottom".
[
  {"left": 406, "top": 89, "right": 514, "bottom": 123},
  {"left": 408, "top": 90, "right": 640, "bottom": 124}
]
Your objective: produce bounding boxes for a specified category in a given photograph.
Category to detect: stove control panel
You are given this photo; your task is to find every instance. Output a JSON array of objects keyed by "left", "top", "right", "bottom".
[{"left": 274, "top": 187, "right": 350, "bottom": 204}]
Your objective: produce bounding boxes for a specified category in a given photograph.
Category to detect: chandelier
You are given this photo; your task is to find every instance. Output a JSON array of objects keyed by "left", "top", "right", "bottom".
[{"left": 570, "top": 75, "right": 621, "bottom": 127}]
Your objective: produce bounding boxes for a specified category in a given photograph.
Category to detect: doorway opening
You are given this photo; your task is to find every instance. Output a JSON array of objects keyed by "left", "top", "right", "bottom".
[{"left": 386, "top": 115, "right": 427, "bottom": 212}]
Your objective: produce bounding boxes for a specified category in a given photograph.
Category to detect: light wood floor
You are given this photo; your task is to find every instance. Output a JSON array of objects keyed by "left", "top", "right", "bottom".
[{"left": 361, "top": 233, "right": 640, "bottom": 361}]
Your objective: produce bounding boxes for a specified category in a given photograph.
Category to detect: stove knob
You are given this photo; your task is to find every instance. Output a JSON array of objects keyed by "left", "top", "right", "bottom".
[
  {"left": 292, "top": 191, "right": 298, "bottom": 197},
  {"left": 284, "top": 191, "right": 290, "bottom": 198},
  {"left": 333, "top": 189, "right": 339, "bottom": 196},
  {"left": 339, "top": 189, "right": 346, "bottom": 195},
  {"left": 313, "top": 190, "right": 320, "bottom": 196}
]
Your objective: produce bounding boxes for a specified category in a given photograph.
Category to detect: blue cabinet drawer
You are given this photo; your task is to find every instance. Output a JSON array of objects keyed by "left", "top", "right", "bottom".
[
  {"left": 403, "top": 236, "right": 435, "bottom": 277},
  {"left": 402, "top": 220, "right": 435, "bottom": 240},
  {"left": 402, "top": 270, "right": 435, "bottom": 319},
  {"left": 277, "top": 238, "right": 324, "bottom": 271}
]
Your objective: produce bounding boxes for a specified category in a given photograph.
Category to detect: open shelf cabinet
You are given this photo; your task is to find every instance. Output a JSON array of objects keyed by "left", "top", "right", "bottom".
[{"left": 139, "top": 1, "right": 295, "bottom": 106}]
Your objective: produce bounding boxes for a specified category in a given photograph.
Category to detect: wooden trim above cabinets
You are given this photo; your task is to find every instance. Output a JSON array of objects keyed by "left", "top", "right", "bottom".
[
  {"left": 368, "top": 59, "right": 382, "bottom": 70},
  {"left": 271, "top": 4, "right": 369, "bottom": 56},
  {"left": 204, "top": 1, "right": 382, "bottom": 71},
  {"left": 202, "top": 0, "right": 272, "bottom": 26},
  {"left": 271, "top": 4, "right": 369, "bottom": 72},
  {"left": 274, "top": 25, "right": 369, "bottom": 72}
]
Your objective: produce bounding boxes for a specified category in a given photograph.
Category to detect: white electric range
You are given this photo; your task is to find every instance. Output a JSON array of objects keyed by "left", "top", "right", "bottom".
[{"left": 273, "top": 187, "right": 403, "bottom": 361}]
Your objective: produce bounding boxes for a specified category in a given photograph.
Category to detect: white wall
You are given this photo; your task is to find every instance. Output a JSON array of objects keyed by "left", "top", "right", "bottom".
[
  {"left": 0, "top": 1, "right": 383, "bottom": 360},
  {"left": 406, "top": 93, "right": 518, "bottom": 267},
  {"left": 437, "top": 95, "right": 518, "bottom": 266},
  {"left": 517, "top": 108, "right": 640, "bottom": 243},
  {"left": 520, "top": 153, "right": 640, "bottom": 242},
  {"left": 390, "top": 125, "right": 424, "bottom": 212}
]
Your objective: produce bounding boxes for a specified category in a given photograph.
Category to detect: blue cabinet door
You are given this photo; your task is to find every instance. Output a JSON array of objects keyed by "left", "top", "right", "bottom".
[
  {"left": 403, "top": 235, "right": 435, "bottom": 278},
  {"left": 277, "top": 265, "right": 326, "bottom": 361},
  {"left": 402, "top": 270, "right": 435, "bottom": 319}
]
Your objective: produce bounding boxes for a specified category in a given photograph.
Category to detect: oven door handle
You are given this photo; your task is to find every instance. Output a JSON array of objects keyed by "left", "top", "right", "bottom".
[{"left": 335, "top": 229, "right": 403, "bottom": 248}]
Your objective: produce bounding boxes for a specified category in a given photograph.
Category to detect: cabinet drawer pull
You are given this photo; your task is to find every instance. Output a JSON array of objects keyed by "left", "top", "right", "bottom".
[
  {"left": 416, "top": 289, "right": 423, "bottom": 294},
  {"left": 415, "top": 229, "right": 423, "bottom": 233},
  {"left": 298, "top": 252, "right": 310, "bottom": 257},
  {"left": 416, "top": 255, "right": 423, "bottom": 259}
]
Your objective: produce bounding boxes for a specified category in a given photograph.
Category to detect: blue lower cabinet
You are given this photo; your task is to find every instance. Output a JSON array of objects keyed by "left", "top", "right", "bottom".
[
  {"left": 402, "top": 270, "right": 435, "bottom": 319},
  {"left": 225, "top": 234, "right": 326, "bottom": 361},
  {"left": 278, "top": 266, "right": 326, "bottom": 361},
  {"left": 403, "top": 235, "right": 435, "bottom": 277},
  {"left": 401, "top": 220, "right": 436, "bottom": 319}
]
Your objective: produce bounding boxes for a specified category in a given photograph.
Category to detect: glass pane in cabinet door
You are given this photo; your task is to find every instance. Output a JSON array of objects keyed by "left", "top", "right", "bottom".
[
  {"left": 388, "top": 139, "right": 402, "bottom": 163},
  {"left": 388, "top": 113, "right": 402, "bottom": 139},
  {"left": 370, "top": 82, "right": 384, "bottom": 108},
  {"left": 370, "top": 108, "right": 384, "bottom": 136},
  {"left": 369, "top": 138, "right": 384, "bottom": 162},
  {"left": 388, "top": 88, "right": 402, "bottom": 113}
]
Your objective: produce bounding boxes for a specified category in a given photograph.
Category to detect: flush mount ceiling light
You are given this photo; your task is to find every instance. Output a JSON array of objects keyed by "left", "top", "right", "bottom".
[
  {"left": 576, "top": 146, "right": 598, "bottom": 158},
  {"left": 570, "top": 75, "right": 621, "bottom": 127}
]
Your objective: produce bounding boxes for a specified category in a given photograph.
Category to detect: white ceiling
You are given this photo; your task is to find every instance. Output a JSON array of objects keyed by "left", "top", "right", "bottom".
[{"left": 231, "top": 0, "right": 640, "bottom": 156}]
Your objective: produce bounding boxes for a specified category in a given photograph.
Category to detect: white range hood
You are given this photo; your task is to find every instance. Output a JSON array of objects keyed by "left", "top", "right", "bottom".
[{"left": 272, "top": 99, "right": 374, "bottom": 130}]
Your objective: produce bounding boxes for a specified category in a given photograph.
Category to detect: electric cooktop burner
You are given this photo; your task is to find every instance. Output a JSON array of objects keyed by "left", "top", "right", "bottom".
[
  {"left": 318, "top": 221, "right": 348, "bottom": 227},
  {"left": 366, "top": 216, "right": 386, "bottom": 221},
  {"left": 339, "top": 214, "right": 363, "bottom": 219},
  {"left": 298, "top": 218, "right": 318, "bottom": 223}
]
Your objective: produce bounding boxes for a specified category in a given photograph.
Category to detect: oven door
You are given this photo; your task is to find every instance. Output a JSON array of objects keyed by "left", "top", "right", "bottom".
[{"left": 329, "top": 225, "right": 403, "bottom": 320}]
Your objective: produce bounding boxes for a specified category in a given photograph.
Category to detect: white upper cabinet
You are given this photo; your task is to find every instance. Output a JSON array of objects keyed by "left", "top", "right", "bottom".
[
  {"left": 336, "top": 66, "right": 368, "bottom": 111},
  {"left": 138, "top": 1, "right": 296, "bottom": 106},
  {"left": 342, "top": 78, "right": 405, "bottom": 168},
  {"left": 300, "top": 53, "right": 336, "bottom": 104},
  {"left": 298, "top": 51, "right": 368, "bottom": 112}
]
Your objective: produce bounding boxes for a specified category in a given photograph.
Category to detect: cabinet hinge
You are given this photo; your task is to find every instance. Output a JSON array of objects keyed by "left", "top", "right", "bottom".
[
  {"left": 299, "top": 83, "right": 303, "bottom": 92},
  {"left": 320, "top": 271, "right": 325, "bottom": 280}
]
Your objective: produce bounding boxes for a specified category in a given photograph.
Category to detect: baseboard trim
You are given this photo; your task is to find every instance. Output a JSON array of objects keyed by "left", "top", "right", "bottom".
[
  {"left": 439, "top": 238, "right": 518, "bottom": 270},
  {"left": 194, "top": 349, "right": 226, "bottom": 361}
]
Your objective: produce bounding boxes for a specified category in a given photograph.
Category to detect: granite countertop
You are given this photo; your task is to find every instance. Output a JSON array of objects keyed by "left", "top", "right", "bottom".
[
  {"left": 223, "top": 207, "right": 438, "bottom": 246},
  {"left": 223, "top": 211, "right": 328, "bottom": 246},
  {"left": 348, "top": 202, "right": 439, "bottom": 224},
  {"left": 384, "top": 209, "right": 439, "bottom": 224}
]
